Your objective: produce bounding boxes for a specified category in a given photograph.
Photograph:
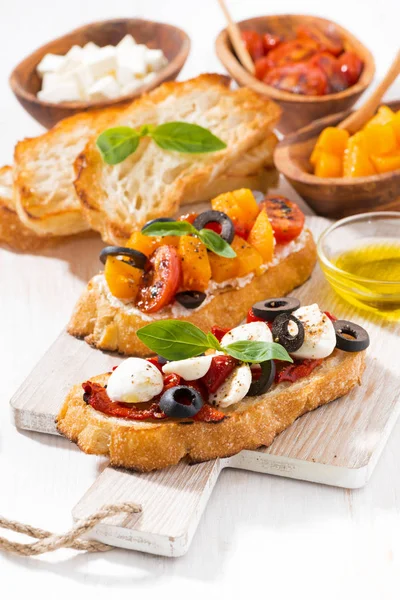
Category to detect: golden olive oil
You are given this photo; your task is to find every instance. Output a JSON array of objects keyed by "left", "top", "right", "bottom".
[{"left": 328, "top": 240, "right": 400, "bottom": 317}]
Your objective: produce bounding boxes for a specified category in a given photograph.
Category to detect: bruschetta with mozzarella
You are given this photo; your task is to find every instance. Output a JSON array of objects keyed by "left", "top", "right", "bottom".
[
  {"left": 57, "top": 299, "right": 369, "bottom": 471},
  {"left": 68, "top": 191, "right": 317, "bottom": 356}
]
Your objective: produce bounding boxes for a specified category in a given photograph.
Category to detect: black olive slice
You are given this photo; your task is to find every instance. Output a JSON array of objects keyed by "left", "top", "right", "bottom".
[
  {"left": 252, "top": 297, "right": 301, "bottom": 321},
  {"left": 99, "top": 246, "right": 147, "bottom": 270},
  {"left": 141, "top": 217, "right": 175, "bottom": 231},
  {"left": 159, "top": 385, "right": 204, "bottom": 418},
  {"left": 334, "top": 320, "right": 370, "bottom": 352},
  {"left": 272, "top": 313, "right": 305, "bottom": 353},
  {"left": 175, "top": 291, "right": 206, "bottom": 309},
  {"left": 247, "top": 361, "right": 276, "bottom": 397},
  {"left": 193, "top": 210, "right": 235, "bottom": 244}
]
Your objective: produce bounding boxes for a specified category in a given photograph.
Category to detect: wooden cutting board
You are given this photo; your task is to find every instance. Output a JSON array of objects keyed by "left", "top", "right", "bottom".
[{"left": 9, "top": 216, "right": 400, "bottom": 556}]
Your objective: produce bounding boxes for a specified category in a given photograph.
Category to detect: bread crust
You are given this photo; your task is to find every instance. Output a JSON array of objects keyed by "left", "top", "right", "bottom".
[
  {"left": 56, "top": 349, "right": 366, "bottom": 472},
  {"left": 68, "top": 230, "right": 316, "bottom": 356}
]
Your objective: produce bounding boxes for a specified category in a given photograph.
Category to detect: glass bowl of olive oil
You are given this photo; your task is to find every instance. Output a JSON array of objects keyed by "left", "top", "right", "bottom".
[{"left": 318, "top": 212, "right": 400, "bottom": 319}]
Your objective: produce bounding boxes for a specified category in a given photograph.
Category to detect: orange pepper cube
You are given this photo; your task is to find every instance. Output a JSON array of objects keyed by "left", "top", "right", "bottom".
[
  {"left": 392, "top": 111, "right": 400, "bottom": 145},
  {"left": 313, "top": 127, "right": 349, "bottom": 157},
  {"left": 343, "top": 132, "right": 377, "bottom": 178},
  {"left": 247, "top": 210, "right": 275, "bottom": 262},
  {"left": 104, "top": 256, "right": 142, "bottom": 300},
  {"left": 126, "top": 231, "right": 156, "bottom": 257},
  {"left": 364, "top": 123, "right": 398, "bottom": 156},
  {"left": 364, "top": 105, "right": 395, "bottom": 128},
  {"left": 209, "top": 250, "right": 239, "bottom": 283},
  {"left": 370, "top": 152, "right": 400, "bottom": 174},
  {"left": 314, "top": 151, "right": 343, "bottom": 178},
  {"left": 211, "top": 188, "right": 259, "bottom": 231},
  {"left": 178, "top": 235, "right": 211, "bottom": 292},
  {"left": 231, "top": 235, "right": 263, "bottom": 277}
]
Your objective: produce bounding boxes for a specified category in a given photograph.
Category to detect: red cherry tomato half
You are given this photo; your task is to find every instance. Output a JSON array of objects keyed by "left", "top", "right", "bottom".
[
  {"left": 262, "top": 33, "right": 281, "bottom": 53},
  {"left": 264, "top": 62, "right": 328, "bottom": 96},
  {"left": 296, "top": 25, "right": 344, "bottom": 57},
  {"left": 241, "top": 30, "right": 264, "bottom": 61},
  {"left": 204, "top": 221, "right": 222, "bottom": 234},
  {"left": 255, "top": 56, "right": 271, "bottom": 81},
  {"left": 309, "top": 52, "right": 348, "bottom": 93},
  {"left": 136, "top": 245, "right": 182, "bottom": 313},
  {"left": 260, "top": 196, "right": 305, "bottom": 244},
  {"left": 265, "top": 39, "right": 320, "bottom": 70},
  {"left": 201, "top": 355, "right": 238, "bottom": 394},
  {"left": 338, "top": 51, "right": 364, "bottom": 86},
  {"left": 211, "top": 325, "right": 230, "bottom": 342}
]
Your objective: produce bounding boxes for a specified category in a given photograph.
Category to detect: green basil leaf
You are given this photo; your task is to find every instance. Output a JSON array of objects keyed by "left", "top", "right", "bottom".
[
  {"left": 224, "top": 341, "right": 293, "bottom": 364},
  {"left": 136, "top": 320, "right": 211, "bottom": 360},
  {"left": 198, "top": 228, "right": 236, "bottom": 258},
  {"left": 96, "top": 127, "right": 140, "bottom": 165},
  {"left": 141, "top": 220, "right": 195, "bottom": 237},
  {"left": 150, "top": 122, "right": 227, "bottom": 153},
  {"left": 207, "top": 333, "right": 222, "bottom": 352}
]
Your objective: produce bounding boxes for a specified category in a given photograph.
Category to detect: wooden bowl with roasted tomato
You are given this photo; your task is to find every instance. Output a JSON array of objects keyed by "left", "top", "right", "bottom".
[
  {"left": 215, "top": 14, "right": 375, "bottom": 134},
  {"left": 274, "top": 100, "right": 400, "bottom": 219}
]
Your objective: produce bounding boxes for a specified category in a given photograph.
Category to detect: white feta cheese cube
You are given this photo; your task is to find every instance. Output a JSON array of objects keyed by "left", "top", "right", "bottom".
[
  {"left": 145, "top": 48, "right": 168, "bottom": 72},
  {"left": 87, "top": 75, "right": 120, "bottom": 101},
  {"left": 38, "top": 79, "right": 82, "bottom": 103},
  {"left": 84, "top": 45, "right": 117, "bottom": 79},
  {"left": 83, "top": 41, "right": 99, "bottom": 55},
  {"left": 36, "top": 53, "right": 65, "bottom": 76},
  {"left": 116, "top": 44, "right": 147, "bottom": 83},
  {"left": 120, "top": 79, "right": 142, "bottom": 96},
  {"left": 72, "top": 64, "right": 95, "bottom": 98},
  {"left": 117, "top": 34, "right": 137, "bottom": 53}
]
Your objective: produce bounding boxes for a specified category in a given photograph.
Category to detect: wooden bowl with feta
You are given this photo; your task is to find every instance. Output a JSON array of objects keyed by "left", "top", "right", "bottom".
[{"left": 9, "top": 18, "right": 190, "bottom": 128}]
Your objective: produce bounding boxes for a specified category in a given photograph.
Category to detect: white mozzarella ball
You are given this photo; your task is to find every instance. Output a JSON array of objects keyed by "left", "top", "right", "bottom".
[
  {"left": 221, "top": 321, "right": 272, "bottom": 347},
  {"left": 209, "top": 363, "right": 252, "bottom": 408},
  {"left": 290, "top": 304, "right": 336, "bottom": 360},
  {"left": 107, "top": 358, "right": 163, "bottom": 404},
  {"left": 162, "top": 355, "right": 212, "bottom": 381}
]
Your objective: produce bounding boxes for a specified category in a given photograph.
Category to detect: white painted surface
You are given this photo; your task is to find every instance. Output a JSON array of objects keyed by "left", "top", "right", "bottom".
[{"left": 1, "top": 0, "right": 400, "bottom": 596}]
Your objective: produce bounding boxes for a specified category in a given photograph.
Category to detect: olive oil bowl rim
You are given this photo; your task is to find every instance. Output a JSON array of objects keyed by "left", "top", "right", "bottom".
[{"left": 317, "top": 211, "right": 400, "bottom": 287}]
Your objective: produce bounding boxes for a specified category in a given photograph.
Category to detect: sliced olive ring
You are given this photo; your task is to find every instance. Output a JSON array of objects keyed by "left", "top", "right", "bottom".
[
  {"left": 159, "top": 385, "right": 204, "bottom": 418},
  {"left": 247, "top": 360, "right": 276, "bottom": 397},
  {"left": 193, "top": 210, "right": 235, "bottom": 244},
  {"left": 272, "top": 313, "right": 305, "bottom": 353},
  {"left": 175, "top": 291, "right": 206, "bottom": 309},
  {"left": 334, "top": 320, "right": 370, "bottom": 352},
  {"left": 99, "top": 246, "right": 147, "bottom": 270},
  {"left": 141, "top": 217, "right": 175, "bottom": 231},
  {"left": 252, "top": 297, "right": 301, "bottom": 321}
]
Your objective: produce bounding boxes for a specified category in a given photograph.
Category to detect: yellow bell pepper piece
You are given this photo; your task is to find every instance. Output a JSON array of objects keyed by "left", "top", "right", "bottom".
[
  {"left": 363, "top": 123, "right": 398, "bottom": 156},
  {"left": 314, "top": 152, "right": 343, "bottom": 178},
  {"left": 343, "top": 132, "right": 377, "bottom": 178},
  {"left": 177, "top": 235, "right": 211, "bottom": 292},
  {"left": 104, "top": 256, "right": 142, "bottom": 300},
  {"left": 370, "top": 152, "right": 400, "bottom": 174},
  {"left": 364, "top": 105, "right": 395, "bottom": 128}
]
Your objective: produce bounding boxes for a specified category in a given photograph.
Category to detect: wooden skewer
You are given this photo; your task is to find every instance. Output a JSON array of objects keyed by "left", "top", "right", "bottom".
[
  {"left": 338, "top": 49, "right": 400, "bottom": 134},
  {"left": 217, "top": 0, "right": 255, "bottom": 75}
]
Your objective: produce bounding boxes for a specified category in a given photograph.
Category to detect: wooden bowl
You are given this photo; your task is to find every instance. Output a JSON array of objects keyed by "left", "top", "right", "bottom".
[
  {"left": 215, "top": 14, "right": 375, "bottom": 134},
  {"left": 274, "top": 100, "right": 400, "bottom": 219},
  {"left": 10, "top": 18, "right": 190, "bottom": 129}
]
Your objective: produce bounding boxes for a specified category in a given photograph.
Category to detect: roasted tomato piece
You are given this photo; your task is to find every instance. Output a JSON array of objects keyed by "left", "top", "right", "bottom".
[
  {"left": 201, "top": 355, "right": 238, "bottom": 394},
  {"left": 264, "top": 62, "right": 328, "bottom": 96},
  {"left": 255, "top": 56, "right": 271, "bottom": 81},
  {"left": 136, "top": 245, "right": 182, "bottom": 313},
  {"left": 262, "top": 32, "right": 281, "bottom": 53},
  {"left": 146, "top": 356, "right": 164, "bottom": 373},
  {"left": 241, "top": 30, "right": 265, "bottom": 61},
  {"left": 338, "top": 51, "right": 364, "bottom": 87},
  {"left": 193, "top": 404, "right": 226, "bottom": 423},
  {"left": 296, "top": 24, "right": 344, "bottom": 57},
  {"left": 265, "top": 39, "right": 320, "bottom": 69},
  {"left": 309, "top": 52, "right": 348, "bottom": 93},
  {"left": 324, "top": 311, "right": 338, "bottom": 322},
  {"left": 211, "top": 325, "right": 230, "bottom": 342},
  {"left": 260, "top": 195, "right": 305, "bottom": 244},
  {"left": 83, "top": 382, "right": 166, "bottom": 420},
  {"left": 274, "top": 359, "right": 323, "bottom": 384}
]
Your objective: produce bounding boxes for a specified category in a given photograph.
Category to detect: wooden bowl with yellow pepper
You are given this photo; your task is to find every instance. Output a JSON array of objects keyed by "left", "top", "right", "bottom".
[{"left": 274, "top": 99, "right": 400, "bottom": 218}]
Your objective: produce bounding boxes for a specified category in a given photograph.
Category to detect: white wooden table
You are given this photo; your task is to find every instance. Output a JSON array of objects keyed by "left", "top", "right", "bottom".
[{"left": 1, "top": 0, "right": 400, "bottom": 596}]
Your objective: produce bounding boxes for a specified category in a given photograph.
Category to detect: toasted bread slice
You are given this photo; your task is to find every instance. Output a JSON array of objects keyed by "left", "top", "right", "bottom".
[
  {"left": 68, "top": 229, "right": 316, "bottom": 356},
  {"left": 74, "top": 74, "right": 281, "bottom": 244},
  {"left": 14, "top": 107, "right": 123, "bottom": 237},
  {"left": 56, "top": 348, "right": 366, "bottom": 471},
  {"left": 0, "top": 166, "right": 59, "bottom": 251}
]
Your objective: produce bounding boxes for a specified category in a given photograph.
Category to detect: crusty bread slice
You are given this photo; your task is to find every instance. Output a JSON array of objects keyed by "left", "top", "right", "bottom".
[
  {"left": 56, "top": 348, "right": 366, "bottom": 471},
  {"left": 74, "top": 74, "right": 281, "bottom": 244},
  {"left": 0, "top": 165, "right": 59, "bottom": 251},
  {"left": 14, "top": 107, "right": 123, "bottom": 237},
  {"left": 68, "top": 229, "right": 316, "bottom": 356}
]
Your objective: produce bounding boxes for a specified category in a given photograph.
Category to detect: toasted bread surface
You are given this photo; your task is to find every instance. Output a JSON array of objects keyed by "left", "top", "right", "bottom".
[
  {"left": 14, "top": 107, "right": 123, "bottom": 237},
  {"left": 74, "top": 74, "right": 281, "bottom": 244},
  {"left": 56, "top": 349, "right": 366, "bottom": 471},
  {"left": 68, "top": 229, "right": 316, "bottom": 356}
]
